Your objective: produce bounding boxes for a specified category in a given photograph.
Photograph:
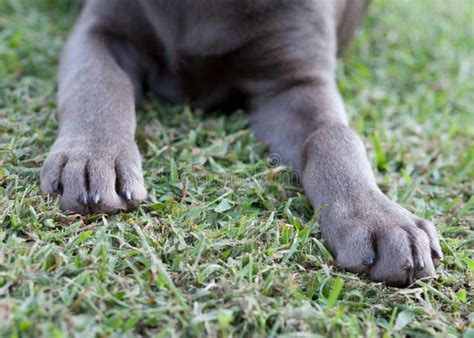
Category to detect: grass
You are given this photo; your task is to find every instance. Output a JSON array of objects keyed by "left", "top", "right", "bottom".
[{"left": 0, "top": 0, "right": 473, "bottom": 336}]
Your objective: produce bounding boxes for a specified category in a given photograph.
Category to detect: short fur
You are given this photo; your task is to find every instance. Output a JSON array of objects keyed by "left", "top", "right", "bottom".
[{"left": 41, "top": 0, "right": 442, "bottom": 287}]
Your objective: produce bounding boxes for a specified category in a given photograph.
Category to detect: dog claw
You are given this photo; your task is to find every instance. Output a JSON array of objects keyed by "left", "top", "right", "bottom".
[
  {"left": 122, "top": 190, "right": 132, "bottom": 201},
  {"left": 362, "top": 255, "right": 375, "bottom": 267},
  {"left": 52, "top": 180, "right": 61, "bottom": 192},
  {"left": 78, "top": 192, "right": 88, "bottom": 206},
  {"left": 402, "top": 259, "right": 413, "bottom": 271},
  {"left": 92, "top": 192, "right": 101, "bottom": 204},
  {"left": 415, "top": 259, "right": 425, "bottom": 271},
  {"left": 431, "top": 248, "right": 442, "bottom": 259}
]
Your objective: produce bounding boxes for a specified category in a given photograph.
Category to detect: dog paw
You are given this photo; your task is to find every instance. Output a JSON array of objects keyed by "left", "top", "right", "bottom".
[
  {"left": 321, "top": 196, "right": 443, "bottom": 287},
  {"left": 41, "top": 136, "right": 147, "bottom": 214}
]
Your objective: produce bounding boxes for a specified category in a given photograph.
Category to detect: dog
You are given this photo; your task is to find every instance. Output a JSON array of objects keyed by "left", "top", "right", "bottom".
[{"left": 40, "top": 0, "right": 442, "bottom": 287}]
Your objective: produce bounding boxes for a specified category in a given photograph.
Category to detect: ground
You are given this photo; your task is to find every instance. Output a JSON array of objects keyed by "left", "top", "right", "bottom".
[{"left": 0, "top": 0, "right": 473, "bottom": 337}]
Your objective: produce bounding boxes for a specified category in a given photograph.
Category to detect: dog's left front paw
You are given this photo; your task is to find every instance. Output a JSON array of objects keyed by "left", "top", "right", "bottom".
[{"left": 321, "top": 196, "right": 443, "bottom": 287}]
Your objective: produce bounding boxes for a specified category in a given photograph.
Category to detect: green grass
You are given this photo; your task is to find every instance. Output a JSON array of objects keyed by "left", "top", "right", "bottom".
[{"left": 0, "top": 0, "right": 473, "bottom": 336}]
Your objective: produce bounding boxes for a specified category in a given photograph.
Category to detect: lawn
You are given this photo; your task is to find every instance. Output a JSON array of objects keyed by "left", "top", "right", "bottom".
[{"left": 0, "top": 0, "right": 473, "bottom": 337}]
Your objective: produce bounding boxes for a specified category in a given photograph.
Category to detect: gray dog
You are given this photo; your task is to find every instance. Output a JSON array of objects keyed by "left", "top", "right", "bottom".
[{"left": 40, "top": 0, "right": 442, "bottom": 286}]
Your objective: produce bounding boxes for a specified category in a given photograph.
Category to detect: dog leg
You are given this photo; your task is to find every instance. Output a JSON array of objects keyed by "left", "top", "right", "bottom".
[
  {"left": 41, "top": 16, "right": 146, "bottom": 214},
  {"left": 249, "top": 76, "right": 442, "bottom": 286}
]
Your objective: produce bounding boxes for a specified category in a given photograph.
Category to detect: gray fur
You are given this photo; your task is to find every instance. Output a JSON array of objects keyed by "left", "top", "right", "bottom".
[{"left": 41, "top": 0, "right": 442, "bottom": 286}]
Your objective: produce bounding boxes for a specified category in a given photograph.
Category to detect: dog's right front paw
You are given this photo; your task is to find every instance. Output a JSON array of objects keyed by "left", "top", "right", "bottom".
[{"left": 40, "top": 137, "right": 147, "bottom": 215}]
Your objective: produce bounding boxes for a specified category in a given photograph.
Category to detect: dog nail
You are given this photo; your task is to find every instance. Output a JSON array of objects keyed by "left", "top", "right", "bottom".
[
  {"left": 78, "top": 193, "right": 88, "bottom": 206},
  {"left": 52, "top": 180, "right": 61, "bottom": 192},
  {"left": 431, "top": 248, "right": 442, "bottom": 259},
  {"left": 92, "top": 192, "right": 101, "bottom": 204},
  {"left": 402, "top": 259, "right": 413, "bottom": 270},
  {"left": 122, "top": 190, "right": 132, "bottom": 201},
  {"left": 415, "top": 259, "right": 424, "bottom": 270},
  {"left": 362, "top": 255, "right": 374, "bottom": 266}
]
